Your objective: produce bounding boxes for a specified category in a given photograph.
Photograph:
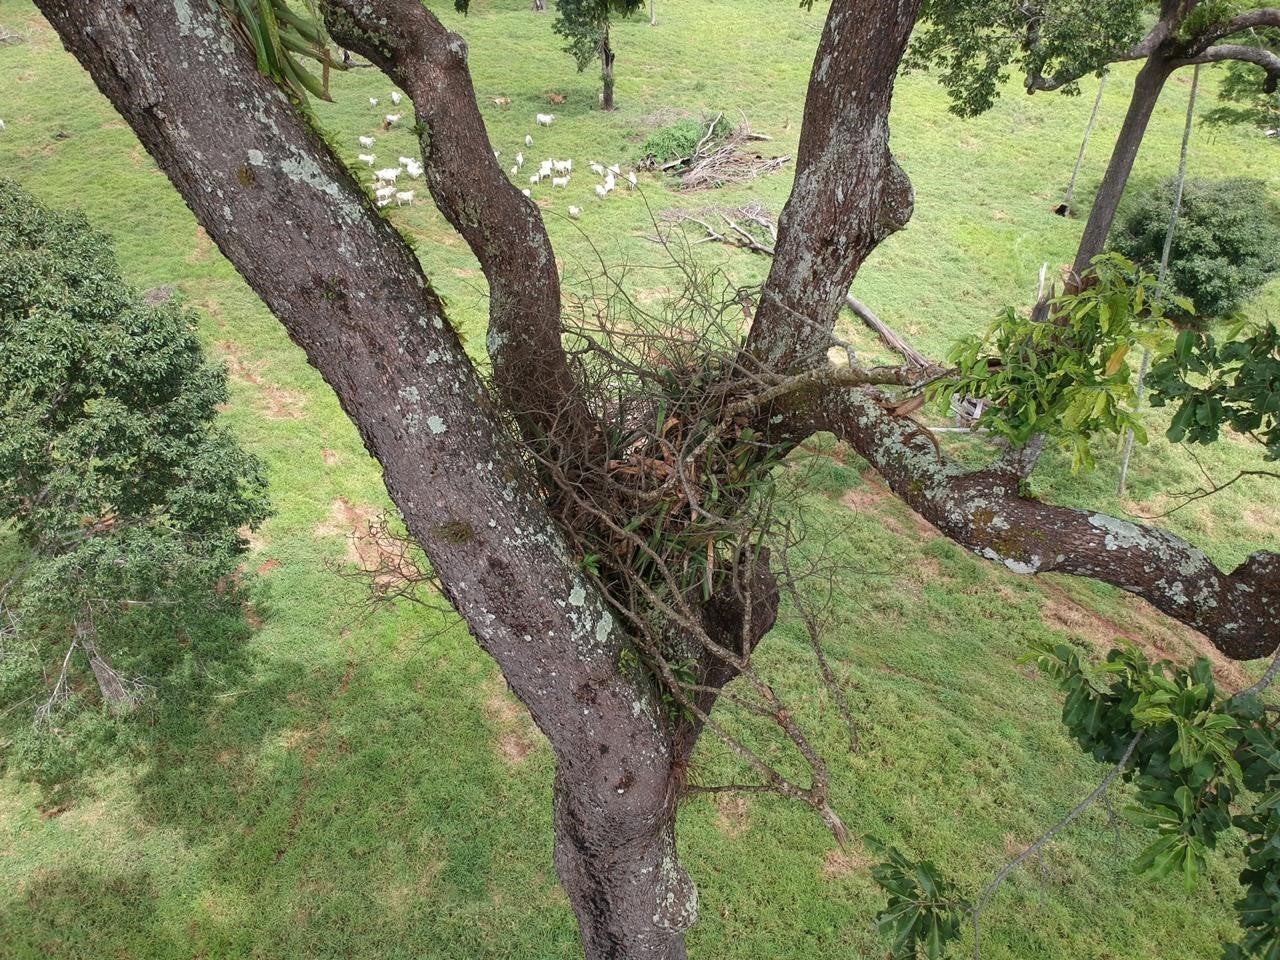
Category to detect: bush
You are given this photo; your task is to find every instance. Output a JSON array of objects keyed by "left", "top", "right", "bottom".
[
  {"left": 637, "top": 114, "right": 731, "bottom": 167},
  {"left": 1109, "top": 177, "right": 1280, "bottom": 321}
]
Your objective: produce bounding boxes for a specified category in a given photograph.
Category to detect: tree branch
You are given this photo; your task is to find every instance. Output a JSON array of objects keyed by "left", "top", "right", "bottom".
[
  {"left": 1175, "top": 45, "right": 1280, "bottom": 92},
  {"left": 319, "top": 0, "right": 599, "bottom": 454},
  {"left": 746, "top": 0, "right": 922, "bottom": 372},
  {"left": 787, "top": 387, "right": 1280, "bottom": 662}
]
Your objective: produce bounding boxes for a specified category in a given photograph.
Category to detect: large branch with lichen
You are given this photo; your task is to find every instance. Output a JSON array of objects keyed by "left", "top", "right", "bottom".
[
  {"left": 745, "top": 0, "right": 921, "bottom": 373},
  {"left": 787, "top": 387, "right": 1280, "bottom": 662}
]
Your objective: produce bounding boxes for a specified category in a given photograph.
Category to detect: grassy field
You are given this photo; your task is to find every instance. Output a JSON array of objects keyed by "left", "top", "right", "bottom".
[{"left": 2, "top": 1, "right": 1279, "bottom": 957}]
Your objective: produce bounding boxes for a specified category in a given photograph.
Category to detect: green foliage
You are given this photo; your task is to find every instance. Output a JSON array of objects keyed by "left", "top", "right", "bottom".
[
  {"left": 1027, "top": 640, "right": 1280, "bottom": 957},
  {"left": 1110, "top": 178, "right": 1280, "bottom": 322},
  {"left": 636, "top": 114, "right": 731, "bottom": 167},
  {"left": 0, "top": 179, "right": 270, "bottom": 719},
  {"left": 932, "top": 254, "right": 1179, "bottom": 471},
  {"left": 1204, "top": 30, "right": 1280, "bottom": 136},
  {"left": 865, "top": 837, "right": 970, "bottom": 959},
  {"left": 907, "top": 0, "right": 1146, "bottom": 116},
  {"left": 220, "top": 0, "right": 344, "bottom": 102},
  {"left": 1147, "top": 322, "right": 1280, "bottom": 460},
  {"left": 552, "top": 0, "right": 643, "bottom": 73}
]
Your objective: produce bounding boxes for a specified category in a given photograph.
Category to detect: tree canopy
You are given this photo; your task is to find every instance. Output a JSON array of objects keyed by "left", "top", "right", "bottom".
[{"left": 0, "top": 178, "right": 270, "bottom": 715}]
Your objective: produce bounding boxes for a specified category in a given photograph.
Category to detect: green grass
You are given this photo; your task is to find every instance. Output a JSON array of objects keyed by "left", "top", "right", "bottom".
[{"left": 2, "top": 1, "right": 1279, "bottom": 958}]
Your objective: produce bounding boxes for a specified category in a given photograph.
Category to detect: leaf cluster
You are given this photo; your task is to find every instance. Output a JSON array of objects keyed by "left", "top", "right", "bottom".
[
  {"left": 864, "top": 837, "right": 970, "bottom": 960},
  {"left": 907, "top": 0, "right": 1147, "bottom": 116},
  {"left": 1028, "top": 640, "right": 1280, "bottom": 958},
  {"left": 932, "top": 253, "right": 1177, "bottom": 471},
  {"left": 1148, "top": 322, "right": 1280, "bottom": 460}
]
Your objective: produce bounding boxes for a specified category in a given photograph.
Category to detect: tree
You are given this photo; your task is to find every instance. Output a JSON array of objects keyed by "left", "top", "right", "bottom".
[
  {"left": 911, "top": 1, "right": 1280, "bottom": 280},
  {"left": 32, "top": 1, "right": 1280, "bottom": 957},
  {"left": 1111, "top": 176, "right": 1280, "bottom": 321},
  {"left": 0, "top": 178, "right": 270, "bottom": 714},
  {"left": 553, "top": 0, "right": 642, "bottom": 110}
]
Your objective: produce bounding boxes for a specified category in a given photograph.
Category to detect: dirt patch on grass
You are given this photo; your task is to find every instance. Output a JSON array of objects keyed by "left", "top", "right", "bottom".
[
  {"left": 314, "top": 498, "right": 421, "bottom": 586},
  {"left": 256, "top": 558, "right": 281, "bottom": 575},
  {"left": 187, "top": 225, "right": 212, "bottom": 263},
  {"left": 821, "top": 842, "right": 873, "bottom": 879},
  {"left": 482, "top": 675, "right": 542, "bottom": 765},
  {"left": 712, "top": 793, "right": 750, "bottom": 839},
  {"left": 261, "top": 384, "right": 306, "bottom": 420},
  {"left": 840, "top": 471, "right": 940, "bottom": 540},
  {"left": 322, "top": 449, "right": 340, "bottom": 466},
  {"left": 1244, "top": 503, "right": 1280, "bottom": 538}
]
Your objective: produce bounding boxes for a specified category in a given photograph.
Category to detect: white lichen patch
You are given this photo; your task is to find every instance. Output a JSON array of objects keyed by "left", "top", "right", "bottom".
[{"left": 426, "top": 415, "right": 446, "bottom": 435}]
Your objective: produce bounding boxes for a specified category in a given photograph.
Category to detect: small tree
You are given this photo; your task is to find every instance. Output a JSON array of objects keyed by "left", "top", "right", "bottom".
[
  {"left": 1205, "top": 28, "right": 1280, "bottom": 136},
  {"left": 1110, "top": 177, "right": 1280, "bottom": 321},
  {"left": 0, "top": 179, "right": 271, "bottom": 716},
  {"left": 553, "top": 0, "right": 642, "bottom": 110},
  {"left": 910, "top": 1, "right": 1280, "bottom": 280}
]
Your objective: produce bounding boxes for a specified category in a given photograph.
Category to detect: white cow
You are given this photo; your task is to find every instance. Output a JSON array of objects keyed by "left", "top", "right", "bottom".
[
  {"left": 395, "top": 190, "right": 415, "bottom": 206},
  {"left": 568, "top": 206, "right": 582, "bottom": 220},
  {"left": 551, "top": 176, "right": 569, "bottom": 188},
  {"left": 384, "top": 113, "right": 402, "bottom": 127},
  {"left": 375, "top": 167, "right": 401, "bottom": 184},
  {"left": 525, "top": 134, "right": 534, "bottom": 147},
  {"left": 369, "top": 97, "right": 379, "bottom": 108},
  {"left": 535, "top": 113, "right": 555, "bottom": 127},
  {"left": 390, "top": 91, "right": 403, "bottom": 106},
  {"left": 357, "top": 153, "right": 377, "bottom": 166},
  {"left": 359, "top": 135, "right": 376, "bottom": 148}
]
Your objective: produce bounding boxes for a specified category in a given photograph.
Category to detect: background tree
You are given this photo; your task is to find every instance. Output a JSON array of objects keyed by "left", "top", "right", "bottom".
[
  {"left": 0, "top": 179, "right": 271, "bottom": 715},
  {"left": 1205, "top": 27, "right": 1280, "bottom": 133},
  {"left": 31, "top": 1, "right": 1280, "bottom": 957},
  {"left": 552, "top": 0, "right": 643, "bottom": 110},
  {"left": 911, "top": 1, "right": 1280, "bottom": 279}
]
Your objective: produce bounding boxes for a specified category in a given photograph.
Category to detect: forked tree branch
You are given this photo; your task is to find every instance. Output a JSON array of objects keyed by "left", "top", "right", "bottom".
[
  {"left": 34, "top": 0, "right": 655, "bottom": 769},
  {"left": 318, "top": 0, "right": 601, "bottom": 455}
]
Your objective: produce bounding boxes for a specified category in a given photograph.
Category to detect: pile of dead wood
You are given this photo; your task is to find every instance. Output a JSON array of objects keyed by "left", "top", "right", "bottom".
[{"left": 648, "top": 114, "right": 790, "bottom": 191}]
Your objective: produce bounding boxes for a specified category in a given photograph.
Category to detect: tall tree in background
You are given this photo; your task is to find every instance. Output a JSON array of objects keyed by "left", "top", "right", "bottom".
[
  {"left": 912, "top": 1, "right": 1280, "bottom": 280},
  {"left": 553, "top": 0, "right": 642, "bottom": 110},
  {"left": 31, "top": 0, "right": 1280, "bottom": 957},
  {"left": 0, "top": 179, "right": 270, "bottom": 715}
]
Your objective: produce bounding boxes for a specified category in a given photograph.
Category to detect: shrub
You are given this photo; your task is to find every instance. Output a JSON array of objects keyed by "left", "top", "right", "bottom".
[
  {"left": 637, "top": 114, "right": 732, "bottom": 167},
  {"left": 1109, "top": 177, "right": 1280, "bottom": 321}
]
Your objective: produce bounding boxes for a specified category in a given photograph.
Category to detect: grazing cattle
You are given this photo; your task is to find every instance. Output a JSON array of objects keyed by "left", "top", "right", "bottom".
[
  {"left": 374, "top": 167, "right": 401, "bottom": 184},
  {"left": 536, "top": 113, "right": 554, "bottom": 127},
  {"left": 568, "top": 206, "right": 582, "bottom": 219},
  {"left": 368, "top": 97, "right": 379, "bottom": 108},
  {"left": 383, "top": 113, "right": 402, "bottom": 128},
  {"left": 358, "top": 135, "right": 376, "bottom": 148},
  {"left": 390, "top": 91, "right": 402, "bottom": 106},
  {"left": 395, "top": 190, "right": 415, "bottom": 206},
  {"left": 357, "top": 153, "right": 377, "bottom": 166},
  {"left": 525, "top": 134, "right": 534, "bottom": 146},
  {"left": 551, "top": 176, "right": 569, "bottom": 188}
]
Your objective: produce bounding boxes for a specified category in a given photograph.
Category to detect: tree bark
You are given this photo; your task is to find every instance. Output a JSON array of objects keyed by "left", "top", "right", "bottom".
[
  {"left": 601, "top": 28, "right": 616, "bottom": 111},
  {"left": 1071, "top": 55, "right": 1173, "bottom": 280},
  {"left": 748, "top": 0, "right": 922, "bottom": 372}
]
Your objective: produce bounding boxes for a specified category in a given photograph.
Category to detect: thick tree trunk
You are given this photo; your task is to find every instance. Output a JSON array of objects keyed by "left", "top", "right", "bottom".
[
  {"left": 554, "top": 767, "right": 692, "bottom": 960},
  {"left": 1071, "top": 55, "right": 1174, "bottom": 280},
  {"left": 601, "top": 31, "right": 616, "bottom": 111}
]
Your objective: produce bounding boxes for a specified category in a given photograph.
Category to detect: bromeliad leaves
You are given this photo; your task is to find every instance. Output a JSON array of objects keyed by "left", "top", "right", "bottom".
[
  {"left": 220, "top": 0, "right": 345, "bottom": 102},
  {"left": 931, "top": 253, "right": 1183, "bottom": 471}
]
